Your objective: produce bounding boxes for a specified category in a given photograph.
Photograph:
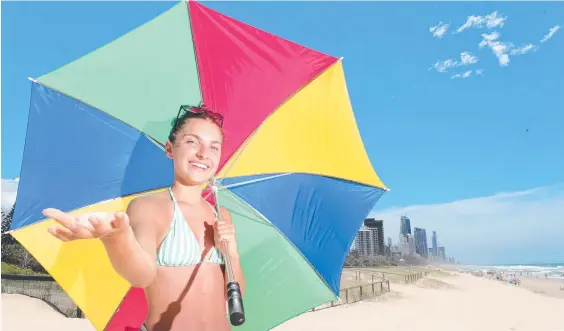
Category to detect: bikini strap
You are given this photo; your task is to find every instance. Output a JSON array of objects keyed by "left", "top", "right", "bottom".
[
  {"left": 168, "top": 187, "right": 178, "bottom": 205},
  {"left": 205, "top": 201, "right": 219, "bottom": 219},
  {"left": 169, "top": 187, "right": 218, "bottom": 218}
]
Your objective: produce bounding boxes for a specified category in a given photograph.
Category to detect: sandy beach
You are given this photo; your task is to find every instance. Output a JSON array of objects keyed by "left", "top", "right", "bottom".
[
  {"left": 2, "top": 269, "right": 564, "bottom": 331},
  {"left": 274, "top": 270, "right": 564, "bottom": 331}
]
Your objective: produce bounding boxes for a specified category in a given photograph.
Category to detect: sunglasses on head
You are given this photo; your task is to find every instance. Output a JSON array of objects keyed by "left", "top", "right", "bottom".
[{"left": 174, "top": 104, "right": 224, "bottom": 128}]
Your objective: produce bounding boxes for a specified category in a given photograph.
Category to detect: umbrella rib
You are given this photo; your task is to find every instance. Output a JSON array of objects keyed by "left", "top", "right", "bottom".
[
  {"left": 26, "top": 77, "right": 167, "bottom": 150},
  {"left": 218, "top": 172, "right": 293, "bottom": 190},
  {"left": 223, "top": 189, "right": 341, "bottom": 300},
  {"left": 214, "top": 57, "right": 345, "bottom": 187}
]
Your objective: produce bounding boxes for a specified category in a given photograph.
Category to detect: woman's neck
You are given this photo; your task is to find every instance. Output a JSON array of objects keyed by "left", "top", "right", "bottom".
[{"left": 170, "top": 181, "right": 205, "bottom": 205}]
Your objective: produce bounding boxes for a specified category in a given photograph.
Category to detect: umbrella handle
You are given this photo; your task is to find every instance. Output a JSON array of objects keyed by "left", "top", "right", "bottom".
[{"left": 210, "top": 179, "right": 246, "bottom": 326}]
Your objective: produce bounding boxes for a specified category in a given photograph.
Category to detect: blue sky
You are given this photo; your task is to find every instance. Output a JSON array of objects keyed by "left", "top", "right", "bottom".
[{"left": 2, "top": 1, "right": 563, "bottom": 264}]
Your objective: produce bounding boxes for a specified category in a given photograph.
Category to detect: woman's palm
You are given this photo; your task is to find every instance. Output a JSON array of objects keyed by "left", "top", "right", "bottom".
[{"left": 43, "top": 208, "right": 130, "bottom": 242}]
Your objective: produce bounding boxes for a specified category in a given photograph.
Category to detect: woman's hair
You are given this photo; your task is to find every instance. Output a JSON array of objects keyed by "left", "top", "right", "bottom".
[{"left": 168, "top": 105, "right": 224, "bottom": 143}]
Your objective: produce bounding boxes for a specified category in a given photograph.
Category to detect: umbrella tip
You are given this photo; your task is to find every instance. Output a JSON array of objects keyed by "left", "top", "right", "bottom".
[
  {"left": 339, "top": 56, "right": 344, "bottom": 61},
  {"left": 28, "top": 77, "right": 37, "bottom": 83}
]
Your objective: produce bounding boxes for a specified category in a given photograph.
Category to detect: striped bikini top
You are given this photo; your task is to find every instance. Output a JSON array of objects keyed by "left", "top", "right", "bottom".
[{"left": 156, "top": 187, "right": 224, "bottom": 267}]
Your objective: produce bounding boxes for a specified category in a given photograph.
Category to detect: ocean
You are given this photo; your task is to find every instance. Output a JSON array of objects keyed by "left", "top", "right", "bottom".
[{"left": 456, "top": 263, "right": 564, "bottom": 279}]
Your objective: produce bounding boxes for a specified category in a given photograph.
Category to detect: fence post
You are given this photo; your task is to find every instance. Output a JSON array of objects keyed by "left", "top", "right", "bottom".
[
  {"left": 346, "top": 289, "right": 349, "bottom": 303},
  {"left": 77, "top": 307, "right": 83, "bottom": 318}
]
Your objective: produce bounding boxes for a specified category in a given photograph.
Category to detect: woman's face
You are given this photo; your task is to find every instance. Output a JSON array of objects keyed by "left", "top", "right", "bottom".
[{"left": 166, "top": 118, "right": 223, "bottom": 185}]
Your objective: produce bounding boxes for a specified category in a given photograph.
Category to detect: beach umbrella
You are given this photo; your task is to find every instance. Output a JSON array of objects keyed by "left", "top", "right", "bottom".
[{"left": 9, "top": 1, "right": 388, "bottom": 330}]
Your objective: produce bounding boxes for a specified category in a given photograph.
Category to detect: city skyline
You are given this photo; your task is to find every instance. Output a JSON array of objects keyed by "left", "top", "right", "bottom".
[{"left": 353, "top": 215, "right": 455, "bottom": 263}]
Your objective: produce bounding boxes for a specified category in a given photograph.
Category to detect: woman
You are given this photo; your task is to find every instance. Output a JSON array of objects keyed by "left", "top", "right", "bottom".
[{"left": 43, "top": 105, "right": 245, "bottom": 331}]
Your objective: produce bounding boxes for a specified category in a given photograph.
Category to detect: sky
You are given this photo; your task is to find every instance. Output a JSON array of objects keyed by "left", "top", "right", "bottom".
[{"left": 2, "top": 1, "right": 563, "bottom": 265}]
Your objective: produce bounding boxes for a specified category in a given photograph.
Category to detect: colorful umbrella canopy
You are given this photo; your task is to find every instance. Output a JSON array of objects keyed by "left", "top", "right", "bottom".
[{"left": 9, "top": 1, "right": 388, "bottom": 330}]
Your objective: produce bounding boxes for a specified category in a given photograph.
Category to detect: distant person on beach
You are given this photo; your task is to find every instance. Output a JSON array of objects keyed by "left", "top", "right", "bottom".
[{"left": 43, "top": 105, "right": 246, "bottom": 331}]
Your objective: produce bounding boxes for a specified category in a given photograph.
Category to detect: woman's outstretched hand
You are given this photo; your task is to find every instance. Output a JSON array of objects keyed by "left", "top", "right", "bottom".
[{"left": 43, "top": 208, "right": 130, "bottom": 242}]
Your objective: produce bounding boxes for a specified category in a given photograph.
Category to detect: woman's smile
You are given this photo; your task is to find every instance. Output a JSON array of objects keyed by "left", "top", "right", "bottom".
[{"left": 189, "top": 161, "right": 211, "bottom": 172}]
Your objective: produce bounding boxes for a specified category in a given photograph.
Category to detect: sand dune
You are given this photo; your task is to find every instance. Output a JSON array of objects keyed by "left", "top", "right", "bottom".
[
  {"left": 1, "top": 293, "right": 96, "bottom": 331},
  {"left": 2, "top": 270, "right": 564, "bottom": 331},
  {"left": 273, "top": 271, "right": 564, "bottom": 331}
]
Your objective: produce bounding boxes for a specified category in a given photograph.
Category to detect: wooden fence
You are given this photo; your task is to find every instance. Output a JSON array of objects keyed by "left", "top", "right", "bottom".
[
  {"left": 344, "top": 268, "right": 428, "bottom": 284},
  {"left": 310, "top": 270, "right": 392, "bottom": 312}
]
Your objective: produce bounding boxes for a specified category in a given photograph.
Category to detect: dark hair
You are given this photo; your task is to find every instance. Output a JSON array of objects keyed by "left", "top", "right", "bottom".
[{"left": 168, "top": 105, "right": 224, "bottom": 143}]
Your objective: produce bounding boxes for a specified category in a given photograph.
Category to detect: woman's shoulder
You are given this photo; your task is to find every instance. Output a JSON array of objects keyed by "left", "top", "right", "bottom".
[{"left": 126, "top": 190, "right": 173, "bottom": 224}]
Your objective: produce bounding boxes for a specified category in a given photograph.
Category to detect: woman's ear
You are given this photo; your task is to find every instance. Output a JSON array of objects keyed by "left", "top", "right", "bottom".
[{"left": 165, "top": 141, "right": 173, "bottom": 159}]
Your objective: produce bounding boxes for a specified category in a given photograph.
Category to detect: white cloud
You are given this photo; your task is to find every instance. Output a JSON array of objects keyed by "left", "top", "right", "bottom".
[
  {"left": 455, "top": 11, "right": 507, "bottom": 34},
  {"left": 450, "top": 70, "right": 472, "bottom": 79},
  {"left": 431, "top": 51, "right": 479, "bottom": 73},
  {"left": 510, "top": 43, "right": 537, "bottom": 55},
  {"left": 431, "top": 59, "right": 458, "bottom": 73},
  {"left": 479, "top": 31, "right": 513, "bottom": 66},
  {"left": 460, "top": 51, "right": 478, "bottom": 65},
  {"left": 369, "top": 185, "right": 564, "bottom": 264},
  {"left": 475, "top": 68, "right": 484, "bottom": 76},
  {"left": 430, "top": 22, "right": 450, "bottom": 38},
  {"left": 479, "top": 32, "right": 539, "bottom": 66},
  {"left": 540, "top": 24, "right": 561, "bottom": 43},
  {"left": 431, "top": 14, "right": 558, "bottom": 74},
  {"left": 1, "top": 178, "right": 19, "bottom": 213}
]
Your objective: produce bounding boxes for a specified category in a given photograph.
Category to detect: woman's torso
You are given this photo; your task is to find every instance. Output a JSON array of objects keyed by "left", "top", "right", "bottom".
[{"left": 141, "top": 190, "right": 230, "bottom": 331}]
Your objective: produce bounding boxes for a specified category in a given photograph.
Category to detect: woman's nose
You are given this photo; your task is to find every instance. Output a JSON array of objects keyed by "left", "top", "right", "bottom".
[{"left": 197, "top": 145, "right": 209, "bottom": 158}]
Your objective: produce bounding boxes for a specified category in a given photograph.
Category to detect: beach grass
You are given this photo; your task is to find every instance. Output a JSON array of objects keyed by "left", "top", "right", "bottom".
[{"left": 1, "top": 262, "right": 45, "bottom": 275}]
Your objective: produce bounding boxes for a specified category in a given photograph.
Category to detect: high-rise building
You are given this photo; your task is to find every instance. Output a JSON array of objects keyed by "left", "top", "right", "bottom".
[
  {"left": 414, "top": 227, "right": 428, "bottom": 257},
  {"left": 364, "top": 218, "right": 385, "bottom": 255},
  {"left": 407, "top": 234, "right": 416, "bottom": 255},
  {"left": 399, "top": 234, "right": 410, "bottom": 256},
  {"left": 400, "top": 216, "right": 411, "bottom": 237},
  {"left": 438, "top": 246, "right": 446, "bottom": 259},
  {"left": 387, "top": 237, "right": 393, "bottom": 256},
  {"left": 432, "top": 231, "right": 438, "bottom": 256},
  {"left": 355, "top": 226, "right": 377, "bottom": 256},
  {"left": 354, "top": 218, "right": 385, "bottom": 256}
]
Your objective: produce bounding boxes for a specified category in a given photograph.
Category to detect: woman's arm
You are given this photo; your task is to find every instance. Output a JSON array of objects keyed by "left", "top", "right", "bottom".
[
  {"left": 44, "top": 198, "right": 159, "bottom": 288},
  {"left": 217, "top": 208, "right": 246, "bottom": 296},
  {"left": 100, "top": 198, "right": 159, "bottom": 288}
]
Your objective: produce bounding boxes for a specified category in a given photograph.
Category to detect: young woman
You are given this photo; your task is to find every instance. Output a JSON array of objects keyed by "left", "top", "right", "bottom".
[{"left": 43, "top": 106, "right": 245, "bottom": 331}]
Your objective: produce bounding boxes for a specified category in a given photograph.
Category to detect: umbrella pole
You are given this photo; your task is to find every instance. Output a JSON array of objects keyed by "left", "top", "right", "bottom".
[{"left": 210, "top": 178, "right": 246, "bottom": 326}]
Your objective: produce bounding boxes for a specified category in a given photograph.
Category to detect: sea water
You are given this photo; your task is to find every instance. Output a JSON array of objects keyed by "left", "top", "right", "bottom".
[{"left": 457, "top": 263, "right": 564, "bottom": 279}]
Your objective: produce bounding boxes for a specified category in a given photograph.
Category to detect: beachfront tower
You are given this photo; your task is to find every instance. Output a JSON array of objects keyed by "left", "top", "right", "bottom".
[
  {"left": 414, "top": 228, "right": 428, "bottom": 257},
  {"left": 354, "top": 218, "right": 385, "bottom": 256},
  {"left": 438, "top": 247, "right": 446, "bottom": 260},
  {"left": 432, "top": 231, "right": 438, "bottom": 256},
  {"left": 400, "top": 216, "right": 411, "bottom": 237}
]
